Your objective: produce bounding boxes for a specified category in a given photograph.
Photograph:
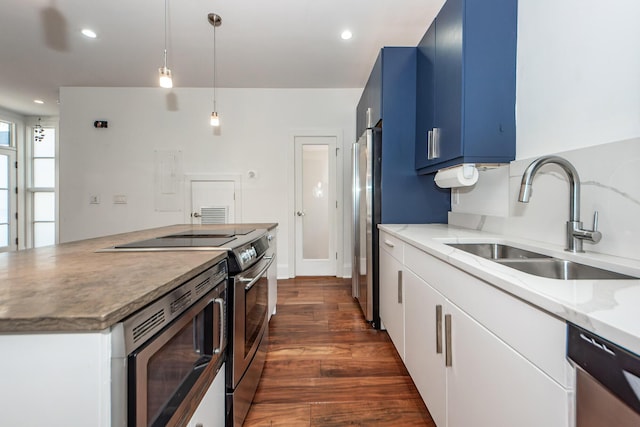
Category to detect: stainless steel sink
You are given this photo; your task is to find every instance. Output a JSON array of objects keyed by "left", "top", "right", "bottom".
[
  {"left": 496, "top": 259, "right": 637, "bottom": 280},
  {"left": 447, "top": 243, "right": 637, "bottom": 280},
  {"left": 447, "top": 243, "right": 550, "bottom": 260}
]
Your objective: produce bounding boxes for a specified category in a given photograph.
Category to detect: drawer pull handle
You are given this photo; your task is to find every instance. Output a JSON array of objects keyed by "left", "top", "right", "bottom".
[
  {"left": 384, "top": 240, "right": 395, "bottom": 248},
  {"left": 436, "top": 305, "right": 443, "bottom": 354},
  {"left": 445, "top": 314, "right": 452, "bottom": 367},
  {"left": 397, "top": 270, "right": 403, "bottom": 304}
]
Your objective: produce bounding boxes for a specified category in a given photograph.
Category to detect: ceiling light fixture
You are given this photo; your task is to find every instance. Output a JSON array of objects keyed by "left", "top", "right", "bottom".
[
  {"left": 33, "top": 99, "right": 44, "bottom": 104},
  {"left": 159, "top": 0, "right": 173, "bottom": 89},
  {"left": 81, "top": 28, "right": 97, "bottom": 39},
  {"left": 208, "top": 13, "right": 222, "bottom": 127},
  {"left": 341, "top": 30, "right": 353, "bottom": 40}
]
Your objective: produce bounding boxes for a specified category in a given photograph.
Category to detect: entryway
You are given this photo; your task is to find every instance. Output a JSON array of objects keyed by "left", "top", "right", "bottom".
[{"left": 293, "top": 134, "right": 338, "bottom": 276}]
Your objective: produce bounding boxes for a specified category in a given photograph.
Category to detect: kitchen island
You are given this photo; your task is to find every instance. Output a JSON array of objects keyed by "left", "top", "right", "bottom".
[{"left": 0, "top": 223, "right": 276, "bottom": 426}]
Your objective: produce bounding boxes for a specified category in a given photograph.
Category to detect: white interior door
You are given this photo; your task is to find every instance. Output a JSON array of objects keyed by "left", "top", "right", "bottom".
[
  {"left": 294, "top": 136, "right": 337, "bottom": 276},
  {"left": 0, "top": 148, "right": 16, "bottom": 252},
  {"left": 190, "top": 180, "right": 236, "bottom": 224}
]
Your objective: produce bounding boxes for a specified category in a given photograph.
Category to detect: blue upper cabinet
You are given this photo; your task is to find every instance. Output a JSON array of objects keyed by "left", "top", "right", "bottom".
[
  {"left": 356, "top": 53, "right": 382, "bottom": 137},
  {"left": 357, "top": 47, "right": 450, "bottom": 224},
  {"left": 415, "top": 0, "right": 518, "bottom": 174}
]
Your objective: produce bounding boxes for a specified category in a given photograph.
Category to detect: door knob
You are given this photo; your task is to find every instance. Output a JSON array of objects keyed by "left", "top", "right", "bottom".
[
  {"left": 192, "top": 212, "right": 202, "bottom": 218},
  {"left": 296, "top": 211, "right": 306, "bottom": 217}
]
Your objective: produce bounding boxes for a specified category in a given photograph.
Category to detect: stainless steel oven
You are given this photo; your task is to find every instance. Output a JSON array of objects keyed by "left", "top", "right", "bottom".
[
  {"left": 111, "top": 259, "right": 228, "bottom": 427},
  {"left": 226, "top": 233, "right": 274, "bottom": 426}
]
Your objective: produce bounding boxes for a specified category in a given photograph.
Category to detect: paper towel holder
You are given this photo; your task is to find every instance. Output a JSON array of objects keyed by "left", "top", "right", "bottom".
[{"left": 434, "top": 163, "right": 479, "bottom": 189}]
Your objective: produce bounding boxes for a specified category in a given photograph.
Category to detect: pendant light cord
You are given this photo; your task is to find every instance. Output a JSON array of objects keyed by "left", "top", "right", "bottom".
[
  {"left": 163, "top": 0, "right": 168, "bottom": 68},
  {"left": 213, "top": 20, "right": 217, "bottom": 111}
]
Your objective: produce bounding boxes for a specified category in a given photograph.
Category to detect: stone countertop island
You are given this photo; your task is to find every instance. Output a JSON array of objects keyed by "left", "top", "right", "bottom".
[{"left": 0, "top": 223, "right": 276, "bottom": 332}]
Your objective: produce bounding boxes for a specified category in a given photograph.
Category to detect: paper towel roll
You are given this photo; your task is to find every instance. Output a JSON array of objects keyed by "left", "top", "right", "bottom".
[{"left": 434, "top": 164, "right": 479, "bottom": 188}]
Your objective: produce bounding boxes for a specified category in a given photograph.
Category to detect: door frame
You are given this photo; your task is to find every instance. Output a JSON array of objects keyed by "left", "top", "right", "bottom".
[
  {"left": 183, "top": 174, "right": 243, "bottom": 224},
  {"left": 288, "top": 129, "right": 344, "bottom": 278}
]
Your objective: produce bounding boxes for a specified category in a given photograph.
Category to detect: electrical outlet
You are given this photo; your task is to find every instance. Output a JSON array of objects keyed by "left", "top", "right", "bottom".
[
  {"left": 113, "top": 195, "right": 127, "bottom": 204},
  {"left": 89, "top": 195, "right": 100, "bottom": 204},
  {"left": 452, "top": 189, "right": 460, "bottom": 205}
]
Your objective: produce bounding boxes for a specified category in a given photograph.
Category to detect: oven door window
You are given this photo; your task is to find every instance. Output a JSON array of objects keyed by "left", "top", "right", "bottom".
[
  {"left": 244, "top": 274, "right": 268, "bottom": 358},
  {"left": 130, "top": 301, "right": 214, "bottom": 427}
]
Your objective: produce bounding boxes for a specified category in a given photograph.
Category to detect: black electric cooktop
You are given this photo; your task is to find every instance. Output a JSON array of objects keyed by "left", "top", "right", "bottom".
[
  {"left": 111, "top": 228, "right": 257, "bottom": 249},
  {"left": 162, "top": 227, "right": 255, "bottom": 238},
  {"left": 114, "top": 236, "right": 237, "bottom": 249}
]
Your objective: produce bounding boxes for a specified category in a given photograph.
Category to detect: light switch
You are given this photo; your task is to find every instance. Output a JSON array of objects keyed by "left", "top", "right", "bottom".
[{"left": 89, "top": 195, "right": 100, "bottom": 204}]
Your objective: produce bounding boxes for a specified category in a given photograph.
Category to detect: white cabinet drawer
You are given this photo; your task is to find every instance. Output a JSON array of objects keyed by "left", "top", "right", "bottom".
[{"left": 379, "top": 231, "right": 404, "bottom": 262}]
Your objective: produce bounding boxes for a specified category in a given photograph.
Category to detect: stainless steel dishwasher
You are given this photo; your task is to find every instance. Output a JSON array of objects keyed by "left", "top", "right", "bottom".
[{"left": 567, "top": 323, "right": 640, "bottom": 427}]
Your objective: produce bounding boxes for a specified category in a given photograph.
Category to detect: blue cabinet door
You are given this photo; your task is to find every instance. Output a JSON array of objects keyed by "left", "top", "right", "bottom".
[
  {"left": 415, "top": 0, "right": 517, "bottom": 174},
  {"left": 434, "top": 0, "right": 464, "bottom": 167},
  {"left": 415, "top": 22, "right": 436, "bottom": 171},
  {"left": 356, "top": 53, "right": 383, "bottom": 137}
]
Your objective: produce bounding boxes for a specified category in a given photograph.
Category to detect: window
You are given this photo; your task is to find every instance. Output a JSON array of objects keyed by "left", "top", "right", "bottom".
[
  {"left": 0, "top": 121, "right": 11, "bottom": 147},
  {"left": 30, "top": 125, "right": 56, "bottom": 247},
  {"left": 0, "top": 119, "right": 16, "bottom": 251},
  {"left": 0, "top": 153, "right": 9, "bottom": 247}
]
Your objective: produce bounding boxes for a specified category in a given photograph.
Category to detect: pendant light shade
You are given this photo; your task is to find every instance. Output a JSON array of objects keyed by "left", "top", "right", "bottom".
[
  {"left": 210, "top": 112, "right": 220, "bottom": 127},
  {"left": 159, "top": 0, "right": 173, "bottom": 88},
  {"left": 208, "top": 13, "right": 222, "bottom": 127},
  {"left": 159, "top": 65, "right": 173, "bottom": 88}
]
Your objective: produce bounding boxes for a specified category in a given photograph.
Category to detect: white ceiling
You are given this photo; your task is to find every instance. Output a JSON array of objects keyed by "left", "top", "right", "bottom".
[{"left": 0, "top": 0, "right": 445, "bottom": 117}]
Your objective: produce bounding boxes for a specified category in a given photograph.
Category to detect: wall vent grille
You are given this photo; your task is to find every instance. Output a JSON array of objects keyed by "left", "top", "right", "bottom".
[{"left": 200, "top": 206, "right": 228, "bottom": 224}]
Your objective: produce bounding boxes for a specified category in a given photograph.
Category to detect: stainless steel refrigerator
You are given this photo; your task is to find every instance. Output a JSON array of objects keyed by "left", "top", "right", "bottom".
[{"left": 352, "top": 127, "right": 382, "bottom": 328}]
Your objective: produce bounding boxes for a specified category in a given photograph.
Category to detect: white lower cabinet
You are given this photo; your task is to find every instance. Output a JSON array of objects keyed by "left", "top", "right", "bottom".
[
  {"left": 381, "top": 238, "right": 573, "bottom": 427},
  {"left": 379, "top": 239, "right": 405, "bottom": 359},
  {"left": 446, "top": 302, "right": 570, "bottom": 427},
  {"left": 404, "top": 269, "right": 447, "bottom": 426},
  {"left": 187, "top": 363, "right": 226, "bottom": 427}
]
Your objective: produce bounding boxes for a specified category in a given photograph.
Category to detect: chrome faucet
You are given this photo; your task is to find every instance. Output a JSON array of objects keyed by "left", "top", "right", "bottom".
[{"left": 518, "top": 155, "right": 601, "bottom": 253}]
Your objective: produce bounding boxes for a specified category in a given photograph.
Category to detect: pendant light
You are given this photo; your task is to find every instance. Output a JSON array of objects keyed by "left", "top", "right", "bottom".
[
  {"left": 208, "top": 13, "right": 222, "bottom": 127},
  {"left": 34, "top": 118, "right": 45, "bottom": 143},
  {"left": 159, "top": 0, "right": 173, "bottom": 88}
]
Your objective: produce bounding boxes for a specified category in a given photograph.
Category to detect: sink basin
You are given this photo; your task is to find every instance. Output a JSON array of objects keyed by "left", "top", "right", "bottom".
[
  {"left": 447, "top": 243, "right": 550, "bottom": 260},
  {"left": 447, "top": 243, "right": 637, "bottom": 280},
  {"left": 496, "top": 259, "right": 637, "bottom": 280}
]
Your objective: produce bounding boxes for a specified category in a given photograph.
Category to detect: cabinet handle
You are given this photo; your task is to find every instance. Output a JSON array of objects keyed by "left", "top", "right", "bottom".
[
  {"left": 384, "top": 239, "right": 395, "bottom": 248},
  {"left": 445, "top": 314, "right": 452, "bottom": 367},
  {"left": 436, "top": 305, "right": 443, "bottom": 354},
  {"left": 397, "top": 270, "right": 403, "bottom": 304},
  {"left": 428, "top": 128, "right": 441, "bottom": 160}
]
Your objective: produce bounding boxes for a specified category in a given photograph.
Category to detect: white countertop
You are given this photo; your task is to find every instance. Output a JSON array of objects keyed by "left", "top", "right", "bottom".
[{"left": 379, "top": 224, "right": 640, "bottom": 356}]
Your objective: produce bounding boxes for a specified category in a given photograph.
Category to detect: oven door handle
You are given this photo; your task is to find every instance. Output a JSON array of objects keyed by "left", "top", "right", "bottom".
[
  {"left": 239, "top": 255, "right": 274, "bottom": 291},
  {"left": 213, "top": 297, "right": 225, "bottom": 354}
]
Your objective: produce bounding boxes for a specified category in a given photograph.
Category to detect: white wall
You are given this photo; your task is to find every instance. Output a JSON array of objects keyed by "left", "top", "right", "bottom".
[
  {"left": 516, "top": 0, "right": 640, "bottom": 158},
  {"left": 59, "top": 87, "right": 360, "bottom": 278},
  {"left": 452, "top": 0, "right": 640, "bottom": 261}
]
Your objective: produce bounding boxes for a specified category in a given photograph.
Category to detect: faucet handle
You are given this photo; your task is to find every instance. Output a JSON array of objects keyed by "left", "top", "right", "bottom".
[{"left": 590, "top": 211, "right": 602, "bottom": 243}]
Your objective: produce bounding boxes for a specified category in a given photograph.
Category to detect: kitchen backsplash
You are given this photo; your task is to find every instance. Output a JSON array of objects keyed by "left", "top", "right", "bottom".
[{"left": 449, "top": 137, "right": 640, "bottom": 262}]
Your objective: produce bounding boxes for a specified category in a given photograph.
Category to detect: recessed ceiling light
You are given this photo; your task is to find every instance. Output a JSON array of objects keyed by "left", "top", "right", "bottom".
[
  {"left": 81, "top": 28, "right": 97, "bottom": 39},
  {"left": 341, "top": 30, "right": 353, "bottom": 40},
  {"left": 34, "top": 99, "right": 44, "bottom": 104}
]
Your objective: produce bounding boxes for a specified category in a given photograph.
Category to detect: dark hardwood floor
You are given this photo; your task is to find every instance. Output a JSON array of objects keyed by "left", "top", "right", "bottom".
[{"left": 243, "top": 276, "right": 435, "bottom": 427}]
